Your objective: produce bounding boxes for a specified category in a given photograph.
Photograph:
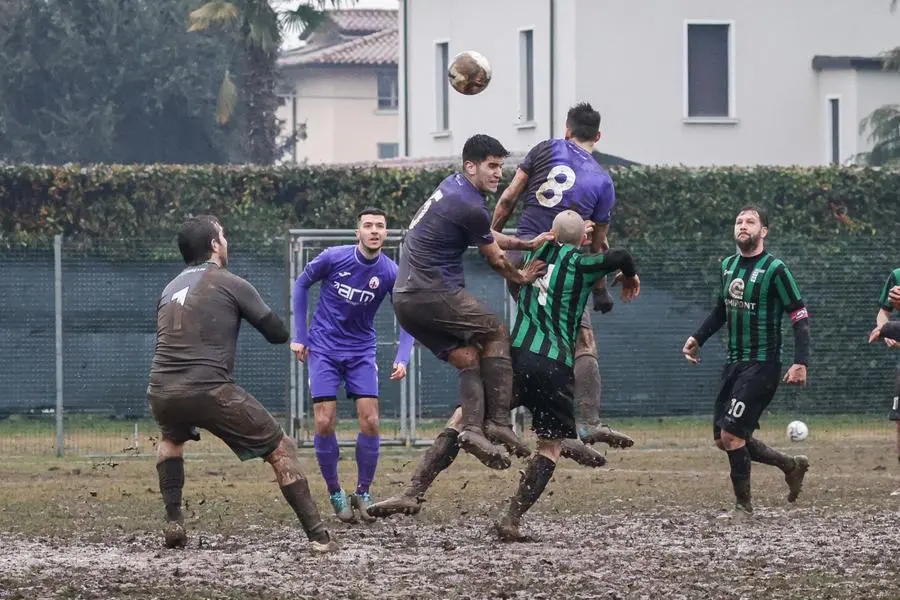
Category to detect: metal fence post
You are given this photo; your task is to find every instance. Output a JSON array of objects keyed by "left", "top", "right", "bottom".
[{"left": 54, "top": 234, "right": 64, "bottom": 457}]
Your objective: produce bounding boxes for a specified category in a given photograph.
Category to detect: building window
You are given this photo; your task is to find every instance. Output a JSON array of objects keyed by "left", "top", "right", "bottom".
[
  {"left": 519, "top": 29, "right": 535, "bottom": 122},
  {"left": 435, "top": 41, "right": 449, "bottom": 131},
  {"left": 377, "top": 71, "right": 398, "bottom": 110},
  {"left": 828, "top": 97, "right": 841, "bottom": 164},
  {"left": 685, "top": 22, "right": 734, "bottom": 118},
  {"left": 377, "top": 143, "right": 399, "bottom": 159}
]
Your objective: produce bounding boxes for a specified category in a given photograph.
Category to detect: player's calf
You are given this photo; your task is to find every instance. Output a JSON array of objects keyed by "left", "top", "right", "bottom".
[
  {"left": 722, "top": 433, "right": 753, "bottom": 513},
  {"left": 481, "top": 352, "right": 531, "bottom": 459},
  {"left": 156, "top": 440, "right": 187, "bottom": 549},
  {"left": 450, "top": 347, "right": 510, "bottom": 470},
  {"left": 494, "top": 443, "right": 559, "bottom": 542},
  {"left": 368, "top": 428, "right": 461, "bottom": 519},
  {"left": 267, "top": 436, "right": 340, "bottom": 551},
  {"left": 573, "top": 353, "right": 633, "bottom": 449}
]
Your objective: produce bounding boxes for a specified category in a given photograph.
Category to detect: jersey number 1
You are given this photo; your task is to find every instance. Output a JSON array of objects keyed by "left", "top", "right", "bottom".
[{"left": 533, "top": 264, "right": 556, "bottom": 306}]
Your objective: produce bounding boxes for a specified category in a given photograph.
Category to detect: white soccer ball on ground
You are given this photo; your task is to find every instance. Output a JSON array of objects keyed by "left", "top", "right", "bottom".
[{"left": 786, "top": 420, "right": 809, "bottom": 442}]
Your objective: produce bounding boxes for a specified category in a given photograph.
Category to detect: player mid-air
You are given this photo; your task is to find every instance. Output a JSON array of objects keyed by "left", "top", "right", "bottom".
[
  {"left": 494, "top": 210, "right": 640, "bottom": 541},
  {"left": 682, "top": 207, "right": 810, "bottom": 515},
  {"left": 147, "top": 216, "right": 338, "bottom": 552},
  {"left": 387, "top": 134, "right": 551, "bottom": 473},
  {"left": 291, "top": 208, "right": 414, "bottom": 523},
  {"left": 491, "top": 102, "right": 636, "bottom": 453}
]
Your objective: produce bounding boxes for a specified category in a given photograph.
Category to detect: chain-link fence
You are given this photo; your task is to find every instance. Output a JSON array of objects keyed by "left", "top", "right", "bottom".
[{"left": 1, "top": 232, "right": 898, "bottom": 456}]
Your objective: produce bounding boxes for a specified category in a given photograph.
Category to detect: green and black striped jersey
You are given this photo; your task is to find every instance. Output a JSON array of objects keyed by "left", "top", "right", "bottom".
[
  {"left": 878, "top": 268, "right": 900, "bottom": 312},
  {"left": 718, "top": 251, "right": 807, "bottom": 363},
  {"left": 510, "top": 242, "right": 634, "bottom": 367}
]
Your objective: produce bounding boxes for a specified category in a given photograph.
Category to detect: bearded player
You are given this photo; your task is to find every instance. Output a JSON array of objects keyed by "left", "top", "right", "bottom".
[
  {"left": 682, "top": 207, "right": 810, "bottom": 514},
  {"left": 291, "top": 208, "right": 415, "bottom": 523},
  {"left": 491, "top": 101, "right": 635, "bottom": 452}
]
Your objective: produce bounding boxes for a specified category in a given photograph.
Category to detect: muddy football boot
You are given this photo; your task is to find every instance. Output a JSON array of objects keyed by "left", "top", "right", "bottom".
[
  {"left": 458, "top": 428, "right": 511, "bottom": 470},
  {"left": 351, "top": 492, "right": 377, "bottom": 523},
  {"left": 560, "top": 438, "right": 607, "bottom": 468},
  {"left": 309, "top": 530, "right": 341, "bottom": 553},
  {"left": 484, "top": 421, "right": 532, "bottom": 459},
  {"left": 163, "top": 520, "right": 187, "bottom": 549},
  {"left": 493, "top": 515, "right": 535, "bottom": 542},
  {"left": 329, "top": 489, "right": 356, "bottom": 523},
  {"left": 578, "top": 422, "right": 635, "bottom": 448},
  {"left": 366, "top": 493, "right": 423, "bottom": 518},
  {"left": 785, "top": 455, "right": 810, "bottom": 503}
]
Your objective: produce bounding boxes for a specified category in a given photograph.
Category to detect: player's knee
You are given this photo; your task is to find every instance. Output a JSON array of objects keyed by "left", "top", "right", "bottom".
[
  {"left": 448, "top": 346, "right": 480, "bottom": 370},
  {"left": 536, "top": 439, "right": 562, "bottom": 463},
  {"left": 313, "top": 410, "right": 337, "bottom": 435},
  {"left": 266, "top": 435, "right": 303, "bottom": 485},
  {"left": 358, "top": 410, "right": 379, "bottom": 436},
  {"left": 157, "top": 438, "right": 184, "bottom": 460},
  {"left": 719, "top": 431, "right": 745, "bottom": 451}
]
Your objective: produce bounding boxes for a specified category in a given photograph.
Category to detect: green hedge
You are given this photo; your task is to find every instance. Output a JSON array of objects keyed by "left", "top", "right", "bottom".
[{"left": 2, "top": 163, "right": 900, "bottom": 247}]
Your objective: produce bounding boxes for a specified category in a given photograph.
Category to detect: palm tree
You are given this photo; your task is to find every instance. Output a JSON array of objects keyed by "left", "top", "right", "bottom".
[
  {"left": 187, "top": 0, "right": 354, "bottom": 164},
  {"left": 858, "top": 0, "right": 900, "bottom": 165}
]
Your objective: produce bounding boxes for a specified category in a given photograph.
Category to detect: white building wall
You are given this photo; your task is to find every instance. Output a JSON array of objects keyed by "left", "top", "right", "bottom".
[{"left": 403, "top": 0, "right": 900, "bottom": 166}]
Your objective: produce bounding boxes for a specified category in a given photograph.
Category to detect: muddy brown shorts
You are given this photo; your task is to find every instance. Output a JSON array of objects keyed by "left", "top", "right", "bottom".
[
  {"left": 392, "top": 289, "right": 503, "bottom": 361},
  {"left": 147, "top": 383, "right": 284, "bottom": 461},
  {"left": 506, "top": 250, "right": 593, "bottom": 330}
]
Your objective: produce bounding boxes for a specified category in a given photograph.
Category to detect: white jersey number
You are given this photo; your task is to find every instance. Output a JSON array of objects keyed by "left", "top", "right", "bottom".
[
  {"left": 171, "top": 286, "right": 189, "bottom": 306},
  {"left": 536, "top": 165, "right": 576, "bottom": 208},
  {"left": 533, "top": 264, "right": 556, "bottom": 306},
  {"left": 408, "top": 189, "right": 443, "bottom": 231}
]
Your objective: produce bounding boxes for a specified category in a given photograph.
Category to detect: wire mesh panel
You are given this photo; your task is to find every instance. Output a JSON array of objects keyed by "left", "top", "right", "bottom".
[{"left": 0, "top": 243, "right": 57, "bottom": 455}]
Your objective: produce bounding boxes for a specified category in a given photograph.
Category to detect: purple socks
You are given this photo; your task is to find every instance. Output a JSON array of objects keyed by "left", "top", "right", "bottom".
[
  {"left": 313, "top": 433, "right": 341, "bottom": 494},
  {"left": 314, "top": 431, "right": 380, "bottom": 495},
  {"left": 355, "top": 432, "right": 380, "bottom": 495}
]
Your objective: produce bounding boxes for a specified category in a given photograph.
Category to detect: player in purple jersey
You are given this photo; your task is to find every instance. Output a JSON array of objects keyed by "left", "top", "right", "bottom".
[
  {"left": 387, "top": 134, "right": 551, "bottom": 480},
  {"left": 492, "top": 102, "right": 639, "bottom": 455},
  {"left": 291, "top": 208, "right": 415, "bottom": 523}
]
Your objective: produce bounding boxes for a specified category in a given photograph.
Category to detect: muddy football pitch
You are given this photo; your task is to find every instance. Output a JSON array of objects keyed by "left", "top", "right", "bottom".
[{"left": 1, "top": 417, "right": 899, "bottom": 599}]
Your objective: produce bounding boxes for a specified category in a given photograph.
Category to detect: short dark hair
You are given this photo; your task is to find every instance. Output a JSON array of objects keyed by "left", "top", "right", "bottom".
[
  {"left": 462, "top": 134, "right": 509, "bottom": 165},
  {"left": 566, "top": 102, "right": 602, "bottom": 142},
  {"left": 737, "top": 206, "right": 769, "bottom": 228},
  {"left": 358, "top": 207, "right": 386, "bottom": 222},
  {"left": 177, "top": 215, "right": 221, "bottom": 265}
]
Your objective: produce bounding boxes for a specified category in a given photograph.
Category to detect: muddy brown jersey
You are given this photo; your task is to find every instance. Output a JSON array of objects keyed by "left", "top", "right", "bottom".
[{"left": 149, "top": 262, "right": 288, "bottom": 390}]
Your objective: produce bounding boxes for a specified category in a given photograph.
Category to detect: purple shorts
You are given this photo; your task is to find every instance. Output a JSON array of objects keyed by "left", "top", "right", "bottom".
[{"left": 308, "top": 352, "right": 379, "bottom": 403}]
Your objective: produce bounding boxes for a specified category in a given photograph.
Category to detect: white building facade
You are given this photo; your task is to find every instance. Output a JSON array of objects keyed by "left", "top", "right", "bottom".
[{"left": 398, "top": 0, "right": 900, "bottom": 166}]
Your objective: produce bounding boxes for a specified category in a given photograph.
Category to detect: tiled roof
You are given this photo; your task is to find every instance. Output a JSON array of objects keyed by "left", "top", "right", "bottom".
[
  {"left": 279, "top": 27, "right": 398, "bottom": 67},
  {"left": 328, "top": 9, "right": 397, "bottom": 35}
]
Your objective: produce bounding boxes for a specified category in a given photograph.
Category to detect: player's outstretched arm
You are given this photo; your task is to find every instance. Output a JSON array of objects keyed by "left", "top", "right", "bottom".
[
  {"left": 580, "top": 248, "right": 639, "bottom": 302},
  {"left": 491, "top": 168, "right": 529, "bottom": 232},
  {"left": 492, "top": 229, "right": 555, "bottom": 251},
  {"left": 233, "top": 278, "right": 290, "bottom": 344},
  {"left": 479, "top": 241, "right": 546, "bottom": 285},
  {"left": 775, "top": 265, "right": 809, "bottom": 385}
]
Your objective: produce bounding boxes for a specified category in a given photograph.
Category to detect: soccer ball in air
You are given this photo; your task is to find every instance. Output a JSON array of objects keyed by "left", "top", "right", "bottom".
[
  {"left": 448, "top": 50, "right": 492, "bottom": 95},
  {"left": 786, "top": 420, "right": 809, "bottom": 442}
]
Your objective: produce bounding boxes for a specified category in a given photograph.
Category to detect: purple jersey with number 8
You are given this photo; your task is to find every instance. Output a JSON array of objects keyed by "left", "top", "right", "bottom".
[{"left": 515, "top": 138, "right": 617, "bottom": 240}]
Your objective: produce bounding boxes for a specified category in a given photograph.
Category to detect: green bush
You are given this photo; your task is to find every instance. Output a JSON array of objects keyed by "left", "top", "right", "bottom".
[{"left": 3, "top": 163, "right": 900, "bottom": 247}]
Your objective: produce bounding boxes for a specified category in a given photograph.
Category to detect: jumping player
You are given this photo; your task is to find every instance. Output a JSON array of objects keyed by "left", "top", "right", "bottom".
[
  {"left": 147, "top": 216, "right": 338, "bottom": 552},
  {"left": 494, "top": 210, "right": 639, "bottom": 541},
  {"left": 391, "top": 134, "right": 551, "bottom": 470},
  {"left": 491, "top": 102, "right": 635, "bottom": 451},
  {"left": 366, "top": 211, "right": 639, "bottom": 521},
  {"left": 681, "top": 207, "right": 811, "bottom": 514},
  {"left": 291, "top": 208, "right": 415, "bottom": 523}
]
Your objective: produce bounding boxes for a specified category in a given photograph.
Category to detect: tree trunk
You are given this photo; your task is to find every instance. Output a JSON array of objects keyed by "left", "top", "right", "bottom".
[{"left": 242, "top": 44, "right": 278, "bottom": 165}]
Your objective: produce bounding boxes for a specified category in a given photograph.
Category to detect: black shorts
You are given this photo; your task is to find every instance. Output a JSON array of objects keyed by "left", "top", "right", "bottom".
[
  {"left": 511, "top": 347, "right": 577, "bottom": 440},
  {"left": 507, "top": 250, "right": 592, "bottom": 330},
  {"left": 713, "top": 361, "right": 781, "bottom": 440},
  {"left": 393, "top": 289, "right": 502, "bottom": 361},
  {"left": 148, "top": 383, "right": 284, "bottom": 461}
]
